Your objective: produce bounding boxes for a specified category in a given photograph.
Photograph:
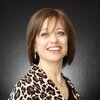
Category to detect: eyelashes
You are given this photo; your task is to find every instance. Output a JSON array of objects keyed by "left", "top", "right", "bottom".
[
  {"left": 57, "top": 31, "right": 65, "bottom": 36},
  {"left": 40, "top": 32, "right": 48, "bottom": 37},
  {"left": 40, "top": 31, "right": 66, "bottom": 37}
]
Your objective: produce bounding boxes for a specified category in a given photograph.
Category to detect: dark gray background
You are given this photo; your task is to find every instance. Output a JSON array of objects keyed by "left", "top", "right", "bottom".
[{"left": 0, "top": 0, "right": 100, "bottom": 100}]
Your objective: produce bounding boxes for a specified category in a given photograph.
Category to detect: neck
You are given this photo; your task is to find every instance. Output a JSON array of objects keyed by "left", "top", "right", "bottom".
[{"left": 38, "top": 59, "right": 63, "bottom": 82}]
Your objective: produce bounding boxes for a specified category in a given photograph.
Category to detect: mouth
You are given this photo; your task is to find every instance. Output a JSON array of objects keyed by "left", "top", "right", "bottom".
[{"left": 47, "top": 46, "right": 61, "bottom": 51}]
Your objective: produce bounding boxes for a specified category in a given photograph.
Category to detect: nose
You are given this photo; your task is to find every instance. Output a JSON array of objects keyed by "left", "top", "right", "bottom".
[{"left": 50, "top": 33, "right": 58, "bottom": 43}]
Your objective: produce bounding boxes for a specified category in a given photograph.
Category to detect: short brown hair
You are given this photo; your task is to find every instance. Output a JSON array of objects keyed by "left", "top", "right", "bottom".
[{"left": 26, "top": 8, "right": 76, "bottom": 67}]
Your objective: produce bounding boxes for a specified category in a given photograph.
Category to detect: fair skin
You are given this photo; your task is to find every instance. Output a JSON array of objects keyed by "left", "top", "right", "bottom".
[{"left": 35, "top": 17, "right": 69, "bottom": 99}]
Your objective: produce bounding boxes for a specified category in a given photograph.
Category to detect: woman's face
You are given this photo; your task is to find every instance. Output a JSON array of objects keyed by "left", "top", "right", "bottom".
[{"left": 35, "top": 18, "right": 68, "bottom": 63}]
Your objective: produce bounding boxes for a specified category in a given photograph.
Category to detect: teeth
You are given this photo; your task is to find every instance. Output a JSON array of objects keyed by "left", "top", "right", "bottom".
[{"left": 48, "top": 47, "right": 60, "bottom": 51}]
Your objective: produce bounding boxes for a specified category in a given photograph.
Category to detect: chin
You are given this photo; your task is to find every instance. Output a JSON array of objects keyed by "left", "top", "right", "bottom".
[{"left": 48, "top": 57, "right": 63, "bottom": 62}]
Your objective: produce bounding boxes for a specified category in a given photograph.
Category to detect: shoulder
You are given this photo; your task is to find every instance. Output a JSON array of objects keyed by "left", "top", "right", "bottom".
[{"left": 8, "top": 67, "right": 36, "bottom": 100}]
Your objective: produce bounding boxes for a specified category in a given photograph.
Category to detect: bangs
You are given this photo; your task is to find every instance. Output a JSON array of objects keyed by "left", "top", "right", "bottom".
[
  {"left": 36, "top": 8, "right": 68, "bottom": 36},
  {"left": 40, "top": 13, "right": 67, "bottom": 35},
  {"left": 47, "top": 13, "right": 68, "bottom": 35}
]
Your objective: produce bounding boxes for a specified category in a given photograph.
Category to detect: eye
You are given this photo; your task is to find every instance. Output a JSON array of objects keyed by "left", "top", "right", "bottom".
[
  {"left": 40, "top": 32, "right": 48, "bottom": 37},
  {"left": 57, "top": 31, "right": 65, "bottom": 36}
]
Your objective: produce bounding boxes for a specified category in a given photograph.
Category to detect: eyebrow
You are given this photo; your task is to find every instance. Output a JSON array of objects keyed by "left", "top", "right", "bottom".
[
  {"left": 56, "top": 28, "right": 64, "bottom": 30},
  {"left": 41, "top": 27, "right": 64, "bottom": 31},
  {"left": 40, "top": 28, "right": 48, "bottom": 31}
]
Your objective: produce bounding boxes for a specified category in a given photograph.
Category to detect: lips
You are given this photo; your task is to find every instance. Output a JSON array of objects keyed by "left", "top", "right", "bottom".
[{"left": 47, "top": 46, "right": 61, "bottom": 51}]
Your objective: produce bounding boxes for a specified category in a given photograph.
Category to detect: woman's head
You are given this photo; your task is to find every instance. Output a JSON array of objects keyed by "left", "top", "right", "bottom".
[{"left": 26, "top": 8, "right": 76, "bottom": 67}]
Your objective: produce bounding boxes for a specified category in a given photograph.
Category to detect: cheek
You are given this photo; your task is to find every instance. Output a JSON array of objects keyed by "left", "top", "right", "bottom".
[
  {"left": 35, "top": 39, "right": 47, "bottom": 50},
  {"left": 63, "top": 38, "right": 68, "bottom": 51},
  {"left": 63, "top": 36, "right": 68, "bottom": 43}
]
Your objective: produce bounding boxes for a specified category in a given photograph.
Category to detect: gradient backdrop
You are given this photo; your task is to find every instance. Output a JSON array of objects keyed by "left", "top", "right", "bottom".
[{"left": 0, "top": 0, "right": 100, "bottom": 100}]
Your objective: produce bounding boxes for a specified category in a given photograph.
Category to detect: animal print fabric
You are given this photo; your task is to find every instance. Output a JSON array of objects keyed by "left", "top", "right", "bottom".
[{"left": 8, "top": 64, "right": 81, "bottom": 100}]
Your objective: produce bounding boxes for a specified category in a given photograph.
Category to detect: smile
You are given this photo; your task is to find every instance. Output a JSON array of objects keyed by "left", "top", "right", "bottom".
[{"left": 47, "top": 47, "right": 61, "bottom": 51}]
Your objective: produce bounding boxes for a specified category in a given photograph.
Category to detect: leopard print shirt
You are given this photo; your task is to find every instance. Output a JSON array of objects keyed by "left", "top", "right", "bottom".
[{"left": 8, "top": 64, "right": 81, "bottom": 100}]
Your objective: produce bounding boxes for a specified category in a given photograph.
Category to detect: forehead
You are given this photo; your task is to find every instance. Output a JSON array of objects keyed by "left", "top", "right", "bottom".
[{"left": 41, "top": 17, "right": 64, "bottom": 31}]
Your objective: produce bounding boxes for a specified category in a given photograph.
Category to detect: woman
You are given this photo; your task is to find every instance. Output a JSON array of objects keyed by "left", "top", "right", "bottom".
[{"left": 8, "top": 8, "right": 81, "bottom": 100}]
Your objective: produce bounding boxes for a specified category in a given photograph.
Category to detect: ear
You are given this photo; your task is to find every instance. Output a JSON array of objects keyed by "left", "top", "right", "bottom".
[
  {"left": 34, "top": 42, "right": 38, "bottom": 52},
  {"left": 34, "top": 36, "right": 37, "bottom": 49}
]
